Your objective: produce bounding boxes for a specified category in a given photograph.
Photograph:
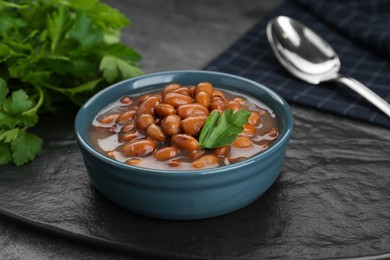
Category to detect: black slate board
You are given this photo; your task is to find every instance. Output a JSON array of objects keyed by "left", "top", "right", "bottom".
[{"left": 1, "top": 104, "right": 390, "bottom": 259}]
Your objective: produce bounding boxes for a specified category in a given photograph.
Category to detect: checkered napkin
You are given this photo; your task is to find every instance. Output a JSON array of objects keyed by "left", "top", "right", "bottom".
[{"left": 204, "top": 0, "right": 390, "bottom": 128}]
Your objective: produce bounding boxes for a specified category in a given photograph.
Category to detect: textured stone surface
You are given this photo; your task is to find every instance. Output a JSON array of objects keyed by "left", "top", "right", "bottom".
[
  {"left": 1, "top": 0, "right": 390, "bottom": 259},
  {"left": 1, "top": 103, "right": 390, "bottom": 259}
]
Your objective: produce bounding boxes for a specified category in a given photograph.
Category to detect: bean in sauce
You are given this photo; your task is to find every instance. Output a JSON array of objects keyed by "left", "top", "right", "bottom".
[{"left": 89, "top": 82, "right": 280, "bottom": 170}]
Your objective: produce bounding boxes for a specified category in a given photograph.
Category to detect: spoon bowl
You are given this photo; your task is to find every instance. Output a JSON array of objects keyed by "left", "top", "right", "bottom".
[{"left": 267, "top": 16, "right": 390, "bottom": 117}]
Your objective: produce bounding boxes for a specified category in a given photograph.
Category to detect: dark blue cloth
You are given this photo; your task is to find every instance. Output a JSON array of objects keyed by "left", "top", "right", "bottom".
[{"left": 205, "top": 0, "right": 390, "bottom": 128}]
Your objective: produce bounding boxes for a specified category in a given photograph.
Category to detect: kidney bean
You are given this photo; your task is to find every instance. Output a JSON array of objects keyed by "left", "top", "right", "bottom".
[
  {"left": 188, "top": 86, "right": 196, "bottom": 97},
  {"left": 156, "top": 94, "right": 163, "bottom": 102},
  {"left": 210, "top": 98, "right": 226, "bottom": 111},
  {"left": 125, "top": 158, "right": 143, "bottom": 166},
  {"left": 161, "top": 114, "right": 181, "bottom": 136},
  {"left": 227, "top": 100, "right": 242, "bottom": 112},
  {"left": 155, "top": 103, "right": 176, "bottom": 117},
  {"left": 214, "top": 146, "right": 231, "bottom": 157},
  {"left": 153, "top": 146, "right": 179, "bottom": 161},
  {"left": 116, "top": 110, "right": 136, "bottom": 124},
  {"left": 192, "top": 155, "right": 219, "bottom": 168},
  {"left": 228, "top": 157, "right": 248, "bottom": 164},
  {"left": 212, "top": 89, "right": 226, "bottom": 102},
  {"left": 240, "top": 123, "right": 256, "bottom": 137},
  {"left": 232, "top": 97, "right": 246, "bottom": 106},
  {"left": 171, "top": 134, "right": 199, "bottom": 150},
  {"left": 121, "top": 122, "right": 135, "bottom": 132},
  {"left": 168, "top": 158, "right": 182, "bottom": 167},
  {"left": 106, "top": 150, "right": 116, "bottom": 159},
  {"left": 180, "top": 115, "right": 207, "bottom": 136},
  {"left": 195, "top": 91, "right": 210, "bottom": 108},
  {"left": 195, "top": 82, "right": 213, "bottom": 97},
  {"left": 138, "top": 94, "right": 153, "bottom": 104},
  {"left": 264, "top": 128, "right": 279, "bottom": 140},
  {"left": 121, "top": 138, "right": 157, "bottom": 157},
  {"left": 172, "top": 86, "right": 192, "bottom": 96},
  {"left": 120, "top": 96, "right": 133, "bottom": 104},
  {"left": 187, "top": 149, "right": 204, "bottom": 160},
  {"left": 136, "top": 113, "right": 154, "bottom": 130},
  {"left": 232, "top": 136, "right": 253, "bottom": 148},
  {"left": 163, "top": 92, "right": 193, "bottom": 108},
  {"left": 146, "top": 123, "right": 166, "bottom": 142},
  {"left": 176, "top": 103, "right": 209, "bottom": 119},
  {"left": 121, "top": 130, "right": 140, "bottom": 142},
  {"left": 248, "top": 111, "right": 260, "bottom": 126},
  {"left": 162, "top": 83, "right": 182, "bottom": 97},
  {"left": 98, "top": 113, "right": 119, "bottom": 124},
  {"left": 136, "top": 96, "right": 160, "bottom": 116}
]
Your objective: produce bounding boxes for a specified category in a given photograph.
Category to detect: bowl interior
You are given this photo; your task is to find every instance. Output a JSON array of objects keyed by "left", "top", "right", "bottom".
[{"left": 75, "top": 70, "right": 293, "bottom": 174}]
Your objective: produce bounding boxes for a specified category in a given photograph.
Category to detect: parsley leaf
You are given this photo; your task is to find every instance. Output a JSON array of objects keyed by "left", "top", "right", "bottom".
[
  {"left": 2, "top": 89, "right": 33, "bottom": 114},
  {"left": 100, "top": 55, "right": 142, "bottom": 83},
  {"left": 68, "top": 11, "right": 103, "bottom": 49},
  {"left": 0, "top": 142, "right": 12, "bottom": 165},
  {"left": 0, "top": 128, "right": 20, "bottom": 143},
  {"left": 47, "top": 7, "right": 70, "bottom": 53},
  {"left": 0, "top": 0, "right": 142, "bottom": 166},
  {"left": 199, "top": 109, "right": 251, "bottom": 149},
  {"left": 0, "top": 81, "right": 42, "bottom": 165},
  {"left": 11, "top": 131, "right": 43, "bottom": 166},
  {"left": 0, "top": 78, "right": 8, "bottom": 101}
]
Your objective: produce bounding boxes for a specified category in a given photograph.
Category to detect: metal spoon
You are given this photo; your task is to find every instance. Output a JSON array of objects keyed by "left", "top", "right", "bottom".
[{"left": 266, "top": 16, "right": 390, "bottom": 118}]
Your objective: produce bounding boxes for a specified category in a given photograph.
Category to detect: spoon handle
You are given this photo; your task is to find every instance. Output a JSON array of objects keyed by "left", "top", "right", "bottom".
[{"left": 333, "top": 75, "right": 390, "bottom": 118}]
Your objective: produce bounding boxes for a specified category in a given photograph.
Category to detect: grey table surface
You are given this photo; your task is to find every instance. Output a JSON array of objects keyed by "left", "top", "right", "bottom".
[{"left": 0, "top": 0, "right": 284, "bottom": 259}]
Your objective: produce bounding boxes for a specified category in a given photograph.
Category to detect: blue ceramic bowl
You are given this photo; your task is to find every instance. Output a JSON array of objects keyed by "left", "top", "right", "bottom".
[{"left": 75, "top": 70, "right": 293, "bottom": 220}]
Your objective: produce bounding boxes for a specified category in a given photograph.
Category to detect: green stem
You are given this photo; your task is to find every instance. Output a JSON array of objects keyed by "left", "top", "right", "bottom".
[
  {"left": 41, "top": 82, "right": 66, "bottom": 94},
  {"left": 23, "top": 85, "right": 44, "bottom": 115}
]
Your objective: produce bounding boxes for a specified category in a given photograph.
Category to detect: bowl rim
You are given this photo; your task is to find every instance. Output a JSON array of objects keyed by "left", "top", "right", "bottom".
[{"left": 75, "top": 70, "right": 293, "bottom": 177}]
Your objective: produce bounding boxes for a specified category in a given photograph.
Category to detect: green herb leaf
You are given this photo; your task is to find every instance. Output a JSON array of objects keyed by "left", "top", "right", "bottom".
[
  {"left": 0, "top": 111, "right": 18, "bottom": 128},
  {"left": 100, "top": 55, "right": 142, "bottom": 83},
  {"left": 0, "top": 78, "right": 9, "bottom": 102},
  {"left": 0, "top": 1, "right": 27, "bottom": 10},
  {"left": 0, "top": 81, "right": 41, "bottom": 165},
  {"left": 11, "top": 131, "right": 43, "bottom": 166},
  {"left": 0, "top": 43, "right": 12, "bottom": 62},
  {"left": 2, "top": 89, "right": 33, "bottom": 115},
  {"left": 0, "top": 128, "right": 20, "bottom": 143},
  {"left": 198, "top": 110, "right": 221, "bottom": 146},
  {"left": 84, "top": 2, "right": 129, "bottom": 29},
  {"left": 0, "top": 0, "right": 142, "bottom": 166},
  {"left": 104, "top": 44, "right": 142, "bottom": 63},
  {"left": 199, "top": 109, "right": 252, "bottom": 149},
  {"left": 16, "top": 114, "right": 39, "bottom": 128},
  {"left": 0, "top": 142, "right": 12, "bottom": 165},
  {"left": 68, "top": 11, "right": 103, "bottom": 48},
  {"left": 47, "top": 7, "right": 71, "bottom": 53}
]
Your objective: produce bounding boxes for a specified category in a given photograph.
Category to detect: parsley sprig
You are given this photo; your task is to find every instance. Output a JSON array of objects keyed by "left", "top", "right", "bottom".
[
  {"left": 0, "top": 0, "right": 142, "bottom": 166},
  {"left": 0, "top": 79, "right": 43, "bottom": 165},
  {"left": 199, "top": 109, "right": 251, "bottom": 149}
]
